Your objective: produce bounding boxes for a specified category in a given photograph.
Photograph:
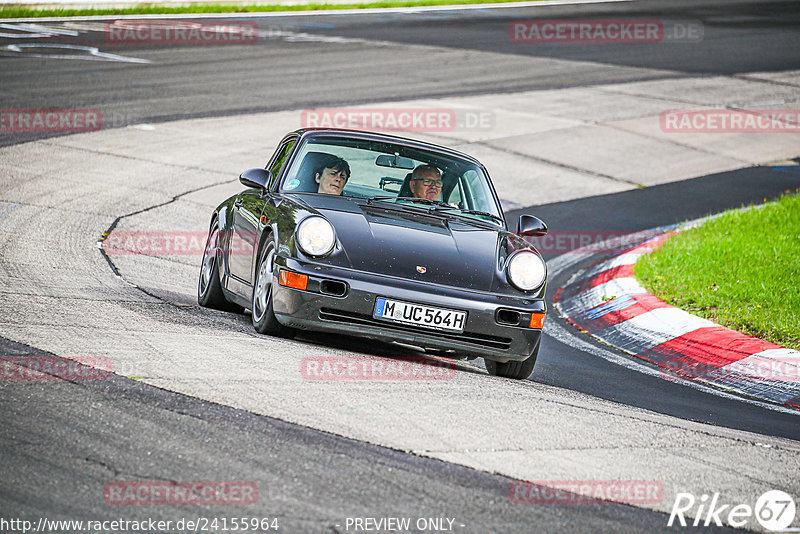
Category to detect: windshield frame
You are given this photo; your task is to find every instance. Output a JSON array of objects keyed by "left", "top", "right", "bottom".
[{"left": 278, "top": 131, "right": 507, "bottom": 228}]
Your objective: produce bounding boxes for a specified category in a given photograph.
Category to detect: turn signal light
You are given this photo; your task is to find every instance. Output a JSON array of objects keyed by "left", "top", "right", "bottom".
[
  {"left": 279, "top": 270, "right": 308, "bottom": 291},
  {"left": 529, "top": 313, "right": 545, "bottom": 329}
]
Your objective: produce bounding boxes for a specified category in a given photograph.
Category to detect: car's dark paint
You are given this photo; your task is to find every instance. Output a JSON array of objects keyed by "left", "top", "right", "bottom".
[
  {"left": 227, "top": 189, "right": 264, "bottom": 284},
  {"left": 205, "top": 129, "right": 548, "bottom": 367}
]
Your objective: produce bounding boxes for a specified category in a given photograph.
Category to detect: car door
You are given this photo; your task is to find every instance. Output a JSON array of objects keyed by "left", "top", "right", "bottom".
[
  {"left": 227, "top": 189, "right": 263, "bottom": 284},
  {"left": 228, "top": 137, "right": 297, "bottom": 285}
]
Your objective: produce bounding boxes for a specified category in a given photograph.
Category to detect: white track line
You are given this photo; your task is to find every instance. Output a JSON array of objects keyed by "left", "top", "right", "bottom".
[{"left": 2, "top": 0, "right": 632, "bottom": 22}]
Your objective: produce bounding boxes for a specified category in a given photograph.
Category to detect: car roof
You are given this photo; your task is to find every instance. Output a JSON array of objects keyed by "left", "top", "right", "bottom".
[{"left": 292, "top": 128, "right": 484, "bottom": 166}]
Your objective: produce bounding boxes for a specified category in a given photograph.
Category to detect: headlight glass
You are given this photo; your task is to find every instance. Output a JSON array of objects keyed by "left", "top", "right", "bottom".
[
  {"left": 296, "top": 216, "right": 336, "bottom": 257},
  {"left": 507, "top": 251, "right": 546, "bottom": 291}
]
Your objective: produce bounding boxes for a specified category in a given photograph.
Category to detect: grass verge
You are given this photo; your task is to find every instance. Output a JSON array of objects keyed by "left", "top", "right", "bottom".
[
  {"left": 635, "top": 191, "right": 800, "bottom": 351},
  {"left": 0, "top": 0, "right": 541, "bottom": 19}
]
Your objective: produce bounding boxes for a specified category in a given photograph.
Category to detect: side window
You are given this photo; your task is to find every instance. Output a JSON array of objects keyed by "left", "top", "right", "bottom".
[
  {"left": 463, "top": 170, "right": 484, "bottom": 211},
  {"left": 267, "top": 139, "right": 296, "bottom": 187},
  {"left": 447, "top": 178, "right": 463, "bottom": 207}
]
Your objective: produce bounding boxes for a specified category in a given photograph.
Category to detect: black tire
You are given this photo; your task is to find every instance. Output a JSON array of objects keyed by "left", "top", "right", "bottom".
[
  {"left": 485, "top": 337, "right": 540, "bottom": 380},
  {"left": 252, "top": 238, "right": 296, "bottom": 338},
  {"left": 198, "top": 220, "right": 243, "bottom": 313}
]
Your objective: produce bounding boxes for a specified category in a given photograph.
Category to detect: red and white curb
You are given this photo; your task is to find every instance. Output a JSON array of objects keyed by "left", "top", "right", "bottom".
[{"left": 554, "top": 231, "right": 800, "bottom": 410}]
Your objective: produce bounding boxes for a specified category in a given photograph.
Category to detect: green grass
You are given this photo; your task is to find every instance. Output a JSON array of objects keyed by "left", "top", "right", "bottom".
[
  {"left": 635, "top": 191, "right": 800, "bottom": 351},
  {"left": 0, "top": 0, "right": 542, "bottom": 18}
]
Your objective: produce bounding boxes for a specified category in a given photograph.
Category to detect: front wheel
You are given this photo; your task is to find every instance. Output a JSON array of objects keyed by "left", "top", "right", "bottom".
[
  {"left": 252, "top": 239, "right": 295, "bottom": 338},
  {"left": 485, "top": 338, "right": 540, "bottom": 380}
]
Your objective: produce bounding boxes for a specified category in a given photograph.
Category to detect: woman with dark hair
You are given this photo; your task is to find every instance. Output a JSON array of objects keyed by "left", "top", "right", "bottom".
[{"left": 314, "top": 155, "right": 350, "bottom": 195}]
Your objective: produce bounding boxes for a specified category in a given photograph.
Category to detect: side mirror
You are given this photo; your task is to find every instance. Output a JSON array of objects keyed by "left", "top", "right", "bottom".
[
  {"left": 239, "top": 168, "right": 272, "bottom": 189},
  {"left": 518, "top": 214, "right": 548, "bottom": 237}
]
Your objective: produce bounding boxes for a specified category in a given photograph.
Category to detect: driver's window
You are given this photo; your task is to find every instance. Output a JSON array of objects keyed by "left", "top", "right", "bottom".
[
  {"left": 268, "top": 139, "right": 296, "bottom": 187},
  {"left": 462, "top": 170, "right": 485, "bottom": 211},
  {"left": 448, "top": 178, "right": 464, "bottom": 207}
]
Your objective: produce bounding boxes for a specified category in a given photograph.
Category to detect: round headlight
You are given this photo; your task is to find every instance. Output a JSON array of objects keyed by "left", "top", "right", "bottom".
[
  {"left": 296, "top": 216, "right": 336, "bottom": 257},
  {"left": 507, "top": 251, "right": 546, "bottom": 291}
]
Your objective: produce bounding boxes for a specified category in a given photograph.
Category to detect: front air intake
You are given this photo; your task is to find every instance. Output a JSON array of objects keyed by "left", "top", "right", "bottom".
[
  {"left": 496, "top": 309, "right": 521, "bottom": 326},
  {"left": 320, "top": 280, "right": 347, "bottom": 297}
]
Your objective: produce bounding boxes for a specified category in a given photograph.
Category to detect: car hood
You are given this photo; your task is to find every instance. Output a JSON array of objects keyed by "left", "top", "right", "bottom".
[{"left": 317, "top": 200, "right": 503, "bottom": 291}]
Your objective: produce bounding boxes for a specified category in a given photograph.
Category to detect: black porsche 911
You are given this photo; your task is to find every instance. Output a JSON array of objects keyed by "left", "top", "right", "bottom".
[{"left": 198, "top": 129, "right": 549, "bottom": 379}]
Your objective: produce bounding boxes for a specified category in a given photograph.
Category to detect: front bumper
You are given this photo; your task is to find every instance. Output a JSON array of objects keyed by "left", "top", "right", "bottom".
[{"left": 271, "top": 256, "right": 545, "bottom": 362}]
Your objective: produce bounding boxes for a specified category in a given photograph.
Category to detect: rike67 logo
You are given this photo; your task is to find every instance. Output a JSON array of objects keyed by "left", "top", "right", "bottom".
[{"left": 669, "top": 490, "right": 796, "bottom": 531}]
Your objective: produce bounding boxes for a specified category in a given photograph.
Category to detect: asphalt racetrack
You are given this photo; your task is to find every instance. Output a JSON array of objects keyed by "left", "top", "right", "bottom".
[{"left": 1, "top": 0, "right": 800, "bottom": 532}]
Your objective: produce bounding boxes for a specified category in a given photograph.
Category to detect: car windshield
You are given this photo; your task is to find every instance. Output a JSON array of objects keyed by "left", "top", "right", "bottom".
[{"left": 280, "top": 135, "right": 504, "bottom": 225}]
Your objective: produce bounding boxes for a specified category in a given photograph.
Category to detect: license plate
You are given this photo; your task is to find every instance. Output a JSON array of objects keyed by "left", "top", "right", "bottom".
[{"left": 373, "top": 297, "right": 467, "bottom": 333}]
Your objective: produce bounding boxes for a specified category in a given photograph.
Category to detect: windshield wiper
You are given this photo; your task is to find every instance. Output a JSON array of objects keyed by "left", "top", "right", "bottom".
[
  {"left": 397, "top": 197, "right": 453, "bottom": 209},
  {"left": 366, "top": 196, "right": 396, "bottom": 204},
  {"left": 445, "top": 208, "right": 505, "bottom": 223},
  {"left": 370, "top": 197, "right": 501, "bottom": 222}
]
